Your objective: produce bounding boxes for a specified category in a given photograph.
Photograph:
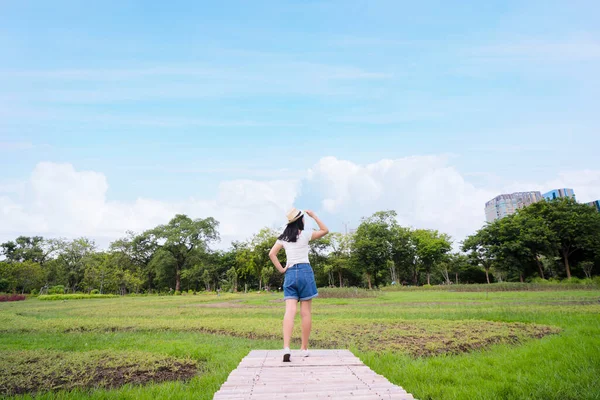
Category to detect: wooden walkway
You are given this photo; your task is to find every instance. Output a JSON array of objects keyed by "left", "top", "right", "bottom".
[{"left": 213, "top": 350, "right": 415, "bottom": 399}]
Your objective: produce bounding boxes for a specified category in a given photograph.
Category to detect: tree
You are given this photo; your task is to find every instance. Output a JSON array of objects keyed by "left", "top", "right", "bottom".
[
  {"left": 110, "top": 231, "right": 157, "bottom": 292},
  {"left": 261, "top": 266, "right": 275, "bottom": 290},
  {"left": 439, "top": 253, "right": 474, "bottom": 284},
  {"left": 462, "top": 229, "right": 495, "bottom": 284},
  {"left": 55, "top": 238, "right": 96, "bottom": 292},
  {"left": 309, "top": 235, "right": 332, "bottom": 287},
  {"left": 390, "top": 226, "right": 418, "bottom": 285},
  {"left": 233, "top": 242, "right": 256, "bottom": 291},
  {"left": 351, "top": 211, "right": 397, "bottom": 289},
  {"left": 82, "top": 252, "right": 111, "bottom": 293},
  {"left": 412, "top": 229, "right": 452, "bottom": 285},
  {"left": 248, "top": 228, "right": 280, "bottom": 290},
  {"left": 464, "top": 213, "right": 549, "bottom": 283},
  {"left": 1, "top": 236, "right": 45, "bottom": 263},
  {"left": 14, "top": 261, "right": 45, "bottom": 294},
  {"left": 580, "top": 261, "right": 594, "bottom": 279},
  {"left": 145, "top": 214, "right": 219, "bottom": 291},
  {"left": 201, "top": 270, "right": 211, "bottom": 291},
  {"left": 226, "top": 267, "right": 238, "bottom": 292},
  {"left": 328, "top": 232, "right": 353, "bottom": 287},
  {"left": 533, "top": 198, "right": 600, "bottom": 279},
  {"left": 485, "top": 215, "right": 534, "bottom": 282},
  {"left": 517, "top": 205, "right": 559, "bottom": 279},
  {"left": 0, "top": 236, "right": 61, "bottom": 266},
  {"left": 0, "top": 261, "right": 18, "bottom": 293}
]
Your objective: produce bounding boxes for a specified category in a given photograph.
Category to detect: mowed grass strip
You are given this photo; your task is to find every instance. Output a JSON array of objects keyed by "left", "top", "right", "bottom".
[
  {"left": 0, "top": 349, "right": 197, "bottom": 396},
  {"left": 38, "top": 294, "right": 119, "bottom": 301}
]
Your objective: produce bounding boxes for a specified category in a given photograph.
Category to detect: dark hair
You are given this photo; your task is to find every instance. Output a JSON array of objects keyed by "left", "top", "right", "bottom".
[{"left": 278, "top": 216, "right": 304, "bottom": 242}]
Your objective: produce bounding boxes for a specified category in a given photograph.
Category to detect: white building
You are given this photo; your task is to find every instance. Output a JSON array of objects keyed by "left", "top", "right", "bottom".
[{"left": 485, "top": 191, "right": 543, "bottom": 222}]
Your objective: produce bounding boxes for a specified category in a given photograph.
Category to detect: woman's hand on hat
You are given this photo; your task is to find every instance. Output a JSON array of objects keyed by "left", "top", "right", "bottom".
[{"left": 305, "top": 210, "right": 315, "bottom": 218}]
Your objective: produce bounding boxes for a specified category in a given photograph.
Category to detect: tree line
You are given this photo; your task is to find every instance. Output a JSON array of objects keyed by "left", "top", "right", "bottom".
[{"left": 1, "top": 198, "right": 599, "bottom": 294}]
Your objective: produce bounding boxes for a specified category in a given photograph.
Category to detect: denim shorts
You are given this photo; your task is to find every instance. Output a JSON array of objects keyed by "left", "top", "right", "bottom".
[{"left": 283, "top": 263, "right": 318, "bottom": 301}]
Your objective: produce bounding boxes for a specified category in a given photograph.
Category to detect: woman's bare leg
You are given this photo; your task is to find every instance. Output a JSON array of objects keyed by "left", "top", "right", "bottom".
[
  {"left": 300, "top": 300, "right": 312, "bottom": 350},
  {"left": 283, "top": 299, "right": 297, "bottom": 348}
]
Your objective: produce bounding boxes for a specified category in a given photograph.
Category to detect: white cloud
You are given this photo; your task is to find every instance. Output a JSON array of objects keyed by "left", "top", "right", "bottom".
[
  {"left": 2, "top": 159, "right": 600, "bottom": 250},
  {"left": 305, "top": 156, "right": 600, "bottom": 244},
  {"left": 504, "top": 170, "right": 600, "bottom": 203},
  {"left": 305, "top": 156, "right": 496, "bottom": 242},
  {"left": 0, "top": 162, "right": 299, "bottom": 248},
  {"left": 547, "top": 171, "right": 600, "bottom": 202}
]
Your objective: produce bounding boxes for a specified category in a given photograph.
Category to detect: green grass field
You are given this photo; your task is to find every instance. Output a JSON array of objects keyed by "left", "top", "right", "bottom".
[{"left": 1, "top": 288, "right": 599, "bottom": 399}]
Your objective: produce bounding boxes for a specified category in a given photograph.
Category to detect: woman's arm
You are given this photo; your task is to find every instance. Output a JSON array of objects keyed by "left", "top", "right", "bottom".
[
  {"left": 269, "top": 242, "right": 287, "bottom": 273},
  {"left": 305, "top": 210, "right": 329, "bottom": 240}
]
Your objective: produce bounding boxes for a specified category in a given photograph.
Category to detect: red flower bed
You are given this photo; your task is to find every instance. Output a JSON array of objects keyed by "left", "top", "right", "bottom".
[{"left": 0, "top": 294, "right": 26, "bottom": 302}]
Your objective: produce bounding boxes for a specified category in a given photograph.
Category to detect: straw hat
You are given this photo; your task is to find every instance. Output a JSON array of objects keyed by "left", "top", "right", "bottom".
[{"left": 286, "top": 207, "right": 304, "bottom": 224}]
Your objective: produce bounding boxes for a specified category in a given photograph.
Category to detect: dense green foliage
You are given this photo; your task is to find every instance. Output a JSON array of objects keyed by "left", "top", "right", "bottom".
[
  {"left": 463, "top": 198, "right": 600, "bottom": 282},
  {"left": 1, "top": 199, "right": 599, "bottom": 294}
]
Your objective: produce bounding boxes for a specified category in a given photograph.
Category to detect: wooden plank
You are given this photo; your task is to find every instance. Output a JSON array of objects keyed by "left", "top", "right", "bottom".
[{"left": 213, "top": 350, "right": 415, "bottom": 400}]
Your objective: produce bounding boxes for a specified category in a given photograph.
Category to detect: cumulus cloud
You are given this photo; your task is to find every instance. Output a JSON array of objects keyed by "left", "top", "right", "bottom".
[
  {"left": 2, "top": 158, "right": 600, "bottom": 250},
  {"left": 504, "top": 170, "right": 600, "bottom": 204},
  {"left": 0, "top": 162, "right": 299, "bottom": 248},
  {"left": 305, "top": 156, "right": 496, "bottom": 242}
]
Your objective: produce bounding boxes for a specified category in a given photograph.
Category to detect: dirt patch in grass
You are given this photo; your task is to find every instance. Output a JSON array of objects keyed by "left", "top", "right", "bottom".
[
  {"left": 530, "top": 300, "right": 600, "bottom": 306},
  {"left": 0, "top": 349, "right": 197, "bottom": 396},
  {"left": 188, "top": 319, "right": 560, "bottom": 358},
  {"left": 312, "top": 321, "right": 561, "bottom": 357},
  {"left": 376, "top": 301, "right": 488, "bottom": 307},
  {"left": 317, "top": 287, "right": 378, "bottom": 298}
]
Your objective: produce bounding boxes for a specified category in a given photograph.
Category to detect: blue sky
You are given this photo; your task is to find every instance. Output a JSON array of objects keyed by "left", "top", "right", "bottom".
[{"left": 1, "top": 0, "right": 600, "bottom": 246}]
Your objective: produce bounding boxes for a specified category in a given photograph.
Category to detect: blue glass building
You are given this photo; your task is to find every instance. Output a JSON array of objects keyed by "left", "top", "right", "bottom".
[
  {"left": 542, "top": 188, "right": 576, "bottom": 201},
  {"left": 587, "top": 200, "right": 600, "bottom": 212}
]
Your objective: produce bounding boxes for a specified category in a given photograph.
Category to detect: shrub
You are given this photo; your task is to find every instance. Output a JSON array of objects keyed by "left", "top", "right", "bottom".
[
  {"left": 188, "top": 289, "right": 194, "bottom": 295},
  {"left": 0, "top": 279, "right": 10, "bottom": 292},
  {"left": 90, "top": 289, "right": 100, "bottom": 294},
  {"left": 565, "top": 277, "right": 583, "bottom": 284},
  {"left": 30, "top": 288, "right": 38, "bottom": 296},
  {"left": 529, "top": 277, "right": 549, "bottom": 284},
  {"left": 0, "top": 294, "right": 26, "bottom": 302},
  {"left": 174, "top": 290, "right": 181, "bottom": 296},
  {"left": 48, "top": 285, "right": 65, "bottom": 294}
]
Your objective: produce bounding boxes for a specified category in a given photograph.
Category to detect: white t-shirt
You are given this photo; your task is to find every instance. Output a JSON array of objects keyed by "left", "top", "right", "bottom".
[{"left": 276, "top": 230, "right": 312, "bottom": 267}]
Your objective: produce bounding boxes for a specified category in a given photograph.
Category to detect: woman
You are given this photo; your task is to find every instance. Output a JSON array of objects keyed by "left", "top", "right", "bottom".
[{"left": 269, "top": 208, "right": 329, "bottom": 362}]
